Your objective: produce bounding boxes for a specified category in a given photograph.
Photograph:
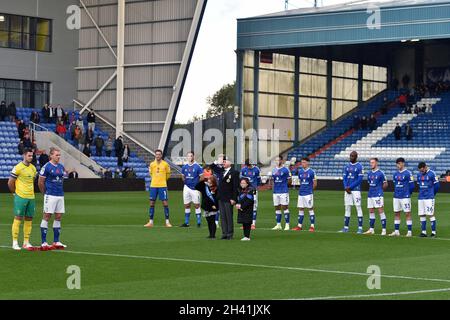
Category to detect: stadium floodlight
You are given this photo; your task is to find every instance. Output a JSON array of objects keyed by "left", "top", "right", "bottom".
[
  {"left": 411, "top": 39, "right": 421, "bottom": 42},
  {"left": 401, "top": 40, "right": 408, "bottom": 42}
]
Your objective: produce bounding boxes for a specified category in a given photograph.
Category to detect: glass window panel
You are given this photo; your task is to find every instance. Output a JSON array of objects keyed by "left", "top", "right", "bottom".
[
  {"left": 36, "top": 35, "right": 50, "bottom": 52},
  {"left": 300, "top": 74, "right": 326, "bottom": 97},
  {"left": 0, "top": 14, "right": 9, "bottom": 31},
  {"left": 244, "top": 116, "right": 253, "bottom": 131},
  {"left": 244, "top": 50, "right": 254, "bottom": 67},
  {"left": 333, "top": 78, "right": 358, "bottom": 100},
  {"left": 299, "top": 97, "right": 327, "bottom": 120},
  {"left": 243, "top": 67, "right": 254, "bottom": 91},
  {"left": 37, "top": 19, "right": 50, "bottom": 36},
  {"left": 22, "top": 33, "right": 30, "bottom": 49},
  {"left": 0, "top": 30, "right": 8, "bottom": 47},
  {"left": 10, "top": 15, "right": 22, "bottom": 33},
  {"left": 332, "top": 100, "right": 357, "bottom": 120},
  {"left": 260, "top": 53, "right": 295, "bottom": 72},
  {"left": 22, "top": 17, "right": 30, "bottom": 34},
  {"left": 299, "top": 120, "right": 326, "bottom": 141},
  {"left": 243, "top": 92, "right": 254, "bottom": 115},
  {"left": 300, "top": 57, "right": 327, "bottom": 75},
  {"left": 9, "top": 31, "right": 22, "bottom": 48},
  {"left": 259, "top": 93, "right": 294, "bottom": 118},
  {"left": 333, "top": 61, "right": 358, "bottom": 79},
  {"left": 259, "top": 70, "right": 294, "bottom": 95}
]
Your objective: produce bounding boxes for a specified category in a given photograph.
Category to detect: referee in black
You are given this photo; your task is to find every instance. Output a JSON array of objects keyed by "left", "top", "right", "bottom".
[{"left": 212, "top": 156, "right": 240, "bottom": 240}]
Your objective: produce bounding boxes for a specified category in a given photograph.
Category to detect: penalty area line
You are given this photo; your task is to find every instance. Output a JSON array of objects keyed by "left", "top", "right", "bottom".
[{"left": 1, "top": 245, "right": 449, "bottom": 285}]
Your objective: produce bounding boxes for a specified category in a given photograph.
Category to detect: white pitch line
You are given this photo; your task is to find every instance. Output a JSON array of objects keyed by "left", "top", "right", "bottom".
[
  {"left": 292, "top": 287, "right": 450, "bottom": 300},
  {"left": 1, "top": 245, "right": 449, "bottom": 285}
]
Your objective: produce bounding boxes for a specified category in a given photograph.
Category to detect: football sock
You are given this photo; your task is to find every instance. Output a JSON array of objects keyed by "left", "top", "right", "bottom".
[
  {"left": 23, "top": 220, "right": 32, "bottom": 244},
  {"left": 380, "top": 212, "right": 387, "bottom": 230},
  {"left": 12, "top": 219, "right": 21, "bottom": 242},
  {"left": 149, "top": 207, "right": 155, "bottom": 220},
  {"left": 420, "top": 216, "right": 427, "bottom": 233},
  {"left": 184, "top": 209, "right": 190, "bottom": 225},
  {"left": 309, "top": 210, "right": 315, "bottom": 227},
  {"left": 195, "top": 208, "right": 202, "bottom": 225},
  {"left": 406, "top": 219, "right": 413, "bottom": 231},
  {"left": 430, "top": 217, "right": 436, "bottom": 233},
  {"left": 356, "top": 206, "right": 363, "bottom": 228},
  {"left": 40, "top": 220, "right": 49, "bottom": 243},
  {"left": 369, "top": 212, "right": 376, "bottom": 229},
  {"left": 298, "top": 210, "right": 305, "bottom": 226},
  {"left": 53, "top": 220, "right": 61, "bottom": 243},
  {"left": 344, "top": 206, "right": 351, "bottom": 229},
  {"left": 284, "top": 210, "right": 290, "bottom": 224},
  {"left": 394, "top": 219, "right": 400, "bottom": 231},
  {"left": 164, "top": 206, "right": 170, "bottom": 220},
  {"left": 275, "top": 210, "right": 282, "bottom": 224},
  {"left": 252, "top": 211, "right": 257, "bottom": 225},
  {"left": 344, "top": 217, "right": 350, "bottom": 229}
]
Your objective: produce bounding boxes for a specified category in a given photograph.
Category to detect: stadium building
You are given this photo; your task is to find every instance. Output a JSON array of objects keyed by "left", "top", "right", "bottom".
[
  {"left": 236, "top": 0, "right": 450, "bottom": 178},
  {"left": 0, "top": 0, "right": 207, "bottom": 186}
]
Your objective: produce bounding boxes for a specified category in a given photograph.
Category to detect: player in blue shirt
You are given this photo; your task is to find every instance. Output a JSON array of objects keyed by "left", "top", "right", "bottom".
[
  {"left": 292, "top": 157, "right": 317, "bottom": 232},
  {"left": 417, "top": 162, "right": 440, "bottom": 237},
  {"left": 364, "top": 158, "right": 388, "bottom": 235},
  {"left": 271, "top": 155, "right": 292, "bottom": 231},
  {"left": 37, "top": 147, "right": 67, "bottom": 250},
  {"left": 180, "top": 151, "right": 204, "bottom": 228},
  {"left": 240, "top": 159, "right": 261, "bottom": 229},
  {"left": 340, "top": 151, "right": 365, "bottom": 233},
  {"left": 390, "top": 158, "right": 415, "bottom": 237}
]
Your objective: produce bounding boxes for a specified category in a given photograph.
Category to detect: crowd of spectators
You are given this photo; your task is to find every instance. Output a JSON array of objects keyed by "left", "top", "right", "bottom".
[{"left": 352, "top": 113, "right": 378, "bottom": 131}]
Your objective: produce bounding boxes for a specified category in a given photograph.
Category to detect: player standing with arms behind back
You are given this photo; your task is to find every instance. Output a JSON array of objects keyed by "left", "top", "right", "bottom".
[
  {"left": 180, "top": 151, "right": 203, "bottom": 228},
  {"left": 390, "top": 158, "right": 415, "bottom": 237},
  {"left": 240, "top": 159, "right": 261, "bottom": 229},
  {"left": 38, "top": 147, "right": 67, "bottom": 250},
  {"left": 8, "top": 149, "right": 37, "bottom": 250},
  {"left": 145, "top": 149, "right": 172, "bottom": 228},
  {"left": 340, "top": 151, "right": 364, "bottom": 234},
  {"left": 271, "top": 155, "right": 292, "bottom": 231},
  {"left": 292, "top": 157, "right": 317, "bottom": 232},
  {"left": 417, "top": 162, "right": 440, "bottom": 237},
  {"left": 364, "top": 158, "right": 388, "bottom": 235}
]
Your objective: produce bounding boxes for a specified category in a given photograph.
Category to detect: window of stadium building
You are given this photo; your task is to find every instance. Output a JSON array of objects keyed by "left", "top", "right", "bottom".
[
  {"left": 0, "top": 79, "right": 50, "bottom": 107},
  {"left": 363, "top": 65, "right": 387, "bottom": 101},
  {"left": 0, "top": 13, "right": 52, "bottom": 52}
]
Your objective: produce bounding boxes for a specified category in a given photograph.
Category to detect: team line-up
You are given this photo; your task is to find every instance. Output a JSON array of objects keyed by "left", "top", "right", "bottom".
[{"left": 6, "top": 147, "right": 440, "bottom": 250}]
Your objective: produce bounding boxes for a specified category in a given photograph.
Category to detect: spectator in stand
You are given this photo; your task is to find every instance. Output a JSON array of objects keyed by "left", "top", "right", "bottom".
[
  {"left": 0, "top": 101, "right": 7, "bottom": 121},
  {"left": 83, "top": 143, "right": 91, "bottom": 157},
  {"left": 115, "top": 136, "right": 124, "bottom": 167},
  {"left": 30, "top": 111, "right": 40, "bottom": 124},
  {"left": 42, "top": 104, "right": 50, "bottom": 123},
  {"left": 69, "top": 121, "right": 77, "bottom": 140},
  {"left": 70, "top": 112, "right": 76, "bottom": 124},
  {"left": 49, "top": 105, "right": 56, "bottom": 123},
  {"left": 86, "top": 128, "right": 94, "bottom": 146},
  {"left": 39, "top": 150, "right": 49, "bottom": 168},
  {"left": 353, "top": 115, "right": 360, "bottom": 130},
  {"left": 381, "top": 96, "right": 389, "bottom": 114},
  {"left": 62, "top": 112, "right": 69, "bottom": 125},
  {"left": 68, "top": 169, "right": 79, "bottom": 179},
  {"left": 31, "top": 149, "right": 37, "bottom": 167},
  {"left": 17, "top": 140, "right": 24, "bottom": 155},
  {"left": 114, "top": 168, "right": 121, "bottom": 179},
  {"left": 56, "top": 121, "right": 67, "bottom": 138},
  {"left": 56, "top": 105, "right": 64, "bottom": 122},
  {"left": 104, "top": 168, "right": 113, "bottom": 179},
  {"left": 122, "top": 144, "right": 130, "bottom": 163},
  {"left": 405, "top": 124, "right": 413, "bottom": 141},
  {"left": 31, "top": 139, "right": 37, "bottom": 151},
  {"left": 75, "top": 127, "right": 84, "bottom": 151},
  {"left": 413, "top": 104, "right": 419, "bottom": 115},
  {"left": 7, "top": 102, "right": 16, "bottom": 122},
  {"left": 76, "top": 116, "right": 84, "bottom": 133},
  {"left": 394, "top": 123, "right": 402, "bottom": 140},
  {"left": 17, "top": 119, "right": 27, "bottom": 139},
  {"left": 368, "top": 114, "right": 377, "bottom": 131},
  {"left": 398, "top": 94, "right": 407, "bottom": 110},
  {"left": 94, "top": 135, "right": 104, "bottom": 156},
  {"left": 426, "top": 103, "right": 433, "bottom": 114},
  {"left": 87, "top": 109, "right": 96, "bottom": 132},
  {"left": 105, "top": 135, "right": 113, "bottom": 157},
  {"left": 360, "top": 116, "right": 368, "bottom": 130}
]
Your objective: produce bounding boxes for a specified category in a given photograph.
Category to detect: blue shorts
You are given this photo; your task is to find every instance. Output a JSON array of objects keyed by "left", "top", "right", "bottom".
[{"left": 149, "top": 187, "right": 168, "bottom": 201}]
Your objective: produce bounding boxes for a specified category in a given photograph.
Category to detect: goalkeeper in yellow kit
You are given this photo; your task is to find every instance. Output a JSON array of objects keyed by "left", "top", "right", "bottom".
[{"left": 8, "top": 148, "right": 37, "bottom": 251}]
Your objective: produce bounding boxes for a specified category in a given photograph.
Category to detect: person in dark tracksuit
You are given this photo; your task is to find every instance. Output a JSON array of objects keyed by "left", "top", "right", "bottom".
[
  {"left": 236, "top": 178, "right": 255, "bottom": 241},
  {"left": 195, "top": 176, "right": 219, "bottom": 239}
]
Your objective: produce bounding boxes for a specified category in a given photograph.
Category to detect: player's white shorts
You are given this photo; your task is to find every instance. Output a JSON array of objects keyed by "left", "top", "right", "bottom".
[
  {"left": 393, "top": 198, "right": 411, "bottom": 213},
  {"left": 367, "top": 197, "right": 384, "bottom": 209},
  {"left": 253, "top": 191, "right": 258, "bottom": 211},
  {"left": 183, "top": 185, "right": 200, "bottom": 205},
  {"left": 418, "top": 199, "right": 435, "bottom": 216},
  {"left": 344, "top": 191, "right": 362, "bottom": 206},
  {"left": 273, "top": 193, "right": 289, "bottom": 206},
  {"left": 297, "top": 194, "right": 314, "bottom": 209},
  {"left": 43, "top": 195, "right": 65, "bottom": 214}
]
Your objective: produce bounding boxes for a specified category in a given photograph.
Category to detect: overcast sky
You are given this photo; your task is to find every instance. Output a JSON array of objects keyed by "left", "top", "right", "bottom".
[{"left": 175, "top": 0, "right": 350, "bottom": 123}]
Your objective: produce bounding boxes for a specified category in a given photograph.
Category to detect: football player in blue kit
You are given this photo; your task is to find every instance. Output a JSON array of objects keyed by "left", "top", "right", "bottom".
[
  {"left": 364, "top": 158, "right": 388, "bottom": 235},
  {"left": 417, "top": 162, "right": 440, "bottom": 237},
  {"left": 271, "top": 155, "right": 292, "bottom": 231},
  {"left": 240, "top": 159, "right": 261, "bottom": 229},
  {"left": 180, "top": 151, "right": 204, "bottom": 227}
]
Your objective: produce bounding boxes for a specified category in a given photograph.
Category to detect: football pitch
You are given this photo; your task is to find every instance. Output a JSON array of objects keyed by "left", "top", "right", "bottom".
[{"left": 0, "top": 190, "right": 449, "bottom": 300}]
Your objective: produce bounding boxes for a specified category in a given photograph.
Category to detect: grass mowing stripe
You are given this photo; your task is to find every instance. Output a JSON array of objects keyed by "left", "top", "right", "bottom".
[
  {"left": 292, "top": 287, "right": 450, "bottom": 300},
  {"left": 1, "top": 245, "right": 448, "bottom": 285}
]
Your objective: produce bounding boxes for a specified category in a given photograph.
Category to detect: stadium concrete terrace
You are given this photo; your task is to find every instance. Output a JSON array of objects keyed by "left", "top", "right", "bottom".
[{"left": 235, "top": 0, "right": 450, "bottom": 157}]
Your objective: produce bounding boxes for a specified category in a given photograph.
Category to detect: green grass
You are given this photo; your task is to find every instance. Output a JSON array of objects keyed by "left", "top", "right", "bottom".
[{"left": 0, "top": 190, "right": 449, "bottom": 300}]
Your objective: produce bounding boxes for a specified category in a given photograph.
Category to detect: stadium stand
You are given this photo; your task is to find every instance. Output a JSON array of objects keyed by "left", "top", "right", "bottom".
[
  {"left": 0, "top": 107, "right": 150, "bottom": 189},
  {"left": 288, "top": 91, "right": 450, "bottom": 178}
]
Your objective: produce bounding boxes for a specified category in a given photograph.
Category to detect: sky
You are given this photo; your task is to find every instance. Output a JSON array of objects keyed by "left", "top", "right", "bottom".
[{"left": 175, "top": 0, "right": 356, "bottom": 124}]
